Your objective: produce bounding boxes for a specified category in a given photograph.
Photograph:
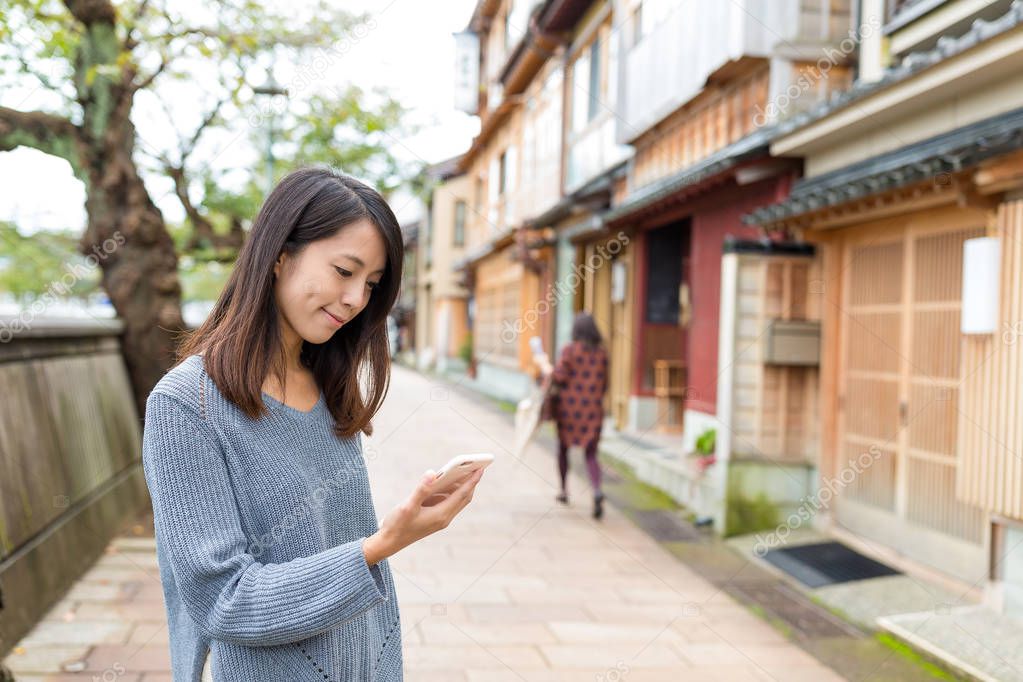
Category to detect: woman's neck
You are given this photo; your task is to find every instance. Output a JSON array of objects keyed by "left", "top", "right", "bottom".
[{"left": 279, "top": 317, "right": 306, "bottom": 372}]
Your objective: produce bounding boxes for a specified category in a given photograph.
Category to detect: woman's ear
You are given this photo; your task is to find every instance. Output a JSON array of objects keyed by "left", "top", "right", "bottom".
[{"left": 273, "top": 252, "right": 285, "bottom": 279}]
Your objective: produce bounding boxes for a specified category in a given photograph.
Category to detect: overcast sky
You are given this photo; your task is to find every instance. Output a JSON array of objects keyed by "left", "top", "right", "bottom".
[{"left": 0, "top": 0, "right": 479, "bottom": 234}]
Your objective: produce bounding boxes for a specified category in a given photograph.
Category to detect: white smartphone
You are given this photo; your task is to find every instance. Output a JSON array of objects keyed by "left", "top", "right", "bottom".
[{"left": 423, "top": 453, "right": 494, "bottom": 505}]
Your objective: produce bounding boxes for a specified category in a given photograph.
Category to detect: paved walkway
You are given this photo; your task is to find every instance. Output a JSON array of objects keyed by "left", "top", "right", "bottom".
[{"left": 4, "top": 366, "right": 844, "bottom": 681}]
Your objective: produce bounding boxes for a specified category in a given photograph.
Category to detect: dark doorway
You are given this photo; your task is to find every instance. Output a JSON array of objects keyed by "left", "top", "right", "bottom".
[{"left": 639, "top": 220, "right": 690, "bottom": 391}]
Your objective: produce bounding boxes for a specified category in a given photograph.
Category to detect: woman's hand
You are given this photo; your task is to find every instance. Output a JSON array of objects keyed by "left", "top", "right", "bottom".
[
  {"left": 362, "top": 467, "right": 484, "bottom": 565},
  {"left": 535, "top": 351, "right": 553, "bottom": 378}
]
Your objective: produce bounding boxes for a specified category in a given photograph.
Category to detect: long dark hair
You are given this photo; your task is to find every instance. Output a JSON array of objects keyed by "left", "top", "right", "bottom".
[
  {"left": 571, "top": 312, "right": 604, "bottom": 350},
  {"left": 176, "top": 167, "right": 404, "bottom": 438}
]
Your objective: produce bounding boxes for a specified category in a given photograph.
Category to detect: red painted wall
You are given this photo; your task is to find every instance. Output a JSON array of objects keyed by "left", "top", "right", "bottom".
[{"left": 683, "top": 175, "right": 788, "bottom": 414}]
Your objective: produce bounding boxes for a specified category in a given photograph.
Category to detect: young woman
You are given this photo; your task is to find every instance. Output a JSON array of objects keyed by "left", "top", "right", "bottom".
[
  {"left": 545, "top": 312, "right": 609, "bottom": 519},
  {"left": 141, "top": 167, "right": 483, "bottom": 681}
]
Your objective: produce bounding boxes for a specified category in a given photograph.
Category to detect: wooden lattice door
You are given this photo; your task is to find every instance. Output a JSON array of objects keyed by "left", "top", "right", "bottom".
[{"left": 835, "top": 222, "right": 986, "bottom": 579}]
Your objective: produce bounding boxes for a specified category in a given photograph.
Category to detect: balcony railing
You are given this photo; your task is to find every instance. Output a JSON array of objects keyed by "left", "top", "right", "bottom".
[
  {"left": 621, "top": 0, "right": 850, "bottom": 139},
  {"left": 566, "top": 113, "right": 631, "bottom": 193}
]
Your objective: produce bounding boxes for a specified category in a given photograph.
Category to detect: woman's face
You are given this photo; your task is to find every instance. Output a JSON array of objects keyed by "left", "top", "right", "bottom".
[{"left": 273, "top": 218, "right": 388, "bottom": 346}]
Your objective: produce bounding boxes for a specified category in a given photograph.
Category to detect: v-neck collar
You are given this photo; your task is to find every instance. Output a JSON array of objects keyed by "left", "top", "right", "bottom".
[{"left": 261, "top": 390, "right": 326, "bottom": 420}]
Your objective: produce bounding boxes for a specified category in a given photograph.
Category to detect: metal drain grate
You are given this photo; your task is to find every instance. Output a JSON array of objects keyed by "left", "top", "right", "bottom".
[
  {"left": 763, "top": 541, "right": 900, "bottom": 588},
  {"left": 725, "top": 580, "right": 863, "bottom": 639}
]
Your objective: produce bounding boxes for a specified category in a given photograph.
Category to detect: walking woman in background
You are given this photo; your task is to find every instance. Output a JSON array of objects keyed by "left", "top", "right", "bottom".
[
  {"left": 141, "top": 167, "right": 483, "bottom": 682},
  {"left": 544, "top": 312, "right": 609, "bottom": 519}
]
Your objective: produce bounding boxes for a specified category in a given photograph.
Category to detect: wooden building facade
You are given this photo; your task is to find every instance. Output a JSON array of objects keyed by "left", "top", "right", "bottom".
[
  {"left": 747, "top": 0, "right": 1023, "bottom": 599},
  {"left": 602, "top": 0, "right": 853, "bottom": 451}
]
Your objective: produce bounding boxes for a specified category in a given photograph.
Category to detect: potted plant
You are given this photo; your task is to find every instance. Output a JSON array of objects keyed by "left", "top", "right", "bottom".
[{"left": 693, "top": 428, "right": 716, "bottom": 473}]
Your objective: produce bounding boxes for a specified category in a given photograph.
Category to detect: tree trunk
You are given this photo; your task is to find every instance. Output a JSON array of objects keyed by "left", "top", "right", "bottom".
[
  {"left": 77, "top": 36, "right": 188, "bottom": 421},
  {"left": 80, "top": 111, "right": 186, "bottom": 418}
]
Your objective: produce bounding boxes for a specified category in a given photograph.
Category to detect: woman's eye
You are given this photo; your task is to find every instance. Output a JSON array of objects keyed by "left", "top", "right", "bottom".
[{"left": 336, "top": 266, "right": 378, "bottom": 292}]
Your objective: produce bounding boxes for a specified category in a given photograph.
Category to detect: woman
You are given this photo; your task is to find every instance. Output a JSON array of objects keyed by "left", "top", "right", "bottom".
[
  {"left": 141, "top": 167, "right": 483, "bottom": 682},
  {"left": 546, "top": 312, "right": 609, "bottom": 519}
]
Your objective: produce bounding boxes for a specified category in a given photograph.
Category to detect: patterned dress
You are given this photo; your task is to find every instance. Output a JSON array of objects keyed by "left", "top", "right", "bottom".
[{"left": 552, "top": 340, "right": 609, "bottom": 447}]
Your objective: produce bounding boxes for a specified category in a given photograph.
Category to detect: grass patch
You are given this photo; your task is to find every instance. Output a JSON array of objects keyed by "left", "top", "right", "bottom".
[
  {"left": 724, "top": 481, "right": 780, "bottom": 536},
  {"left": 598, "top": 453, "right": 681, "bottom": 511},
  {"left": 494, "top": 399, "right": 517, "bottom": 414},
  {"left": 876, "top": 633, "right": 961, "bottom": 681}
]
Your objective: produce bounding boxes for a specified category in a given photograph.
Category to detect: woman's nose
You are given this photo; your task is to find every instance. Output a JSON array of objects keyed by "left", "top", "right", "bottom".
[{"left": 339, "top": 282, "right": 367, "bottom": 310}]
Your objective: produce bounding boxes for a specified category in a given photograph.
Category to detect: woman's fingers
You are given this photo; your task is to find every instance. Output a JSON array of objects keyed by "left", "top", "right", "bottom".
[
  {"left": 456, "top": 468, "right": 484, "bottom": 505},
  {"left": 413, "top": 470, "right": 438, "bottom": 506},
  {"left": 431, "top": 468, "right": 484, "bottom": 518},
  {"left": 378, "top": 468, "right": 486, "bottom": 555}
]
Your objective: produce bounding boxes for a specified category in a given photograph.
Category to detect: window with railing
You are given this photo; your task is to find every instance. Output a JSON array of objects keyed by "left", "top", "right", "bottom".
[
  {"left": 519, "top": 66, "right": 563, "bottom": 216},
  {"left": 587, "top": 39, "right": 602, "bottom": 122},
  {"left": 423, "top": 220, "right": 432, "bottom": 268},
  {"left": 453, "top": 200, "right": 466, "bottom": 247},
  {"left": 570, "top": 51, "right": 591, "bottom": 133},
  {"left": 487, "top": 156, "right": 499, "bottom": 230},
  {"left": 565, "top": 22, "right": 630, "bottom": 191},
  {"left": 498, "top": 150, "right": 508, "bottom": 195}
]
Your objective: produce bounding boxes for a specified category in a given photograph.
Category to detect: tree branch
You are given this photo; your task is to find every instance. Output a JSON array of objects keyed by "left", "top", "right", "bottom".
[
  {"left": 14, "top": 52, "right": 63, "bottom": 93},
  {"left": 0, "top": 106, "right": 82, "bottom": 169},
  {"left": 165, "top": 163, "right": 215, "bottom": 240},
  {"left": 132, "top": 52, "right": 169, "bottom": 91},
  {"left": 182, "top": 95, "right": 229, "bottom": 157}
]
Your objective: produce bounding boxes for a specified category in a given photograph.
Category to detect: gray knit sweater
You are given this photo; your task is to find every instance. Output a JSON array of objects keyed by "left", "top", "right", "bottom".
[{"left": 141, "top": 354, "right": 402, "bottom": 681}]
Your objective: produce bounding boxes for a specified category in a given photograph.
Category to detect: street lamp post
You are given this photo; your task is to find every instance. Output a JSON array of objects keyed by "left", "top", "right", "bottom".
[{"left": 252, "top": 66, "right": 289, "bottom": 196}]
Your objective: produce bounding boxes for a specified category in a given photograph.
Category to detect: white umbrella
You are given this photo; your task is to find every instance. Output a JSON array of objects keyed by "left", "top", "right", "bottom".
[{"left": 513, "top": 344, "right": 554, "bottom": 459}]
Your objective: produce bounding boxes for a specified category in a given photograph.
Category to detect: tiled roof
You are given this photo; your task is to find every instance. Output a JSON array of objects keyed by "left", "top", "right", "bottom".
[
  {"left": 427, "top": 155, "right": 465, "bottom": 180},
  {"left": 743, "top": 106, "right": 1023, "bottom": 226}
]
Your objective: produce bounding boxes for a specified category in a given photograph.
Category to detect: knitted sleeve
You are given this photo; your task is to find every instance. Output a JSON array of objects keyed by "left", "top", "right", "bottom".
[{"left": 141, "top": 390, "right": 388, "bottom": 647}]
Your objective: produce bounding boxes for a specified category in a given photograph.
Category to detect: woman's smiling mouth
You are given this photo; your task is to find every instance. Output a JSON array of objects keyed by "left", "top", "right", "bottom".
[{"left": 322, "top": 308, "right": 347, "bottom": 327}]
